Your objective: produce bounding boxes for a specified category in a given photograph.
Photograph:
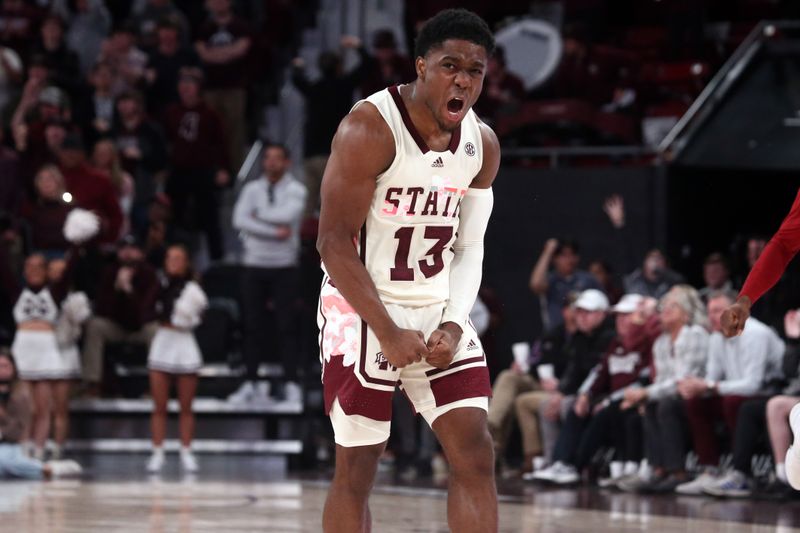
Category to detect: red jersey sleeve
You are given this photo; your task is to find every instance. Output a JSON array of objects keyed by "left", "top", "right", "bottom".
[{"left": 740, "top": 188, "right": 800, "bottom": 304}]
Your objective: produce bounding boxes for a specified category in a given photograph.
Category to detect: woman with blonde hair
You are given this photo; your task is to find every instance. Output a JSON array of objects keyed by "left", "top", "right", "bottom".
[{"left": 618, "top": 285, "right": 709, "bottom": 493}]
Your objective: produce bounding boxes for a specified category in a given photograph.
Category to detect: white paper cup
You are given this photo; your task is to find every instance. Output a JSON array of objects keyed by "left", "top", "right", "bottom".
[
  {"left": 537, "top": 364, "right": 554, "bottom": 381},
  {"left": 511, "top": 342, "right": 530, "bottom": 373}
]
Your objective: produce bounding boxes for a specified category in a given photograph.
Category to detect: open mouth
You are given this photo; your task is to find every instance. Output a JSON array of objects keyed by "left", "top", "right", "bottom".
[{"left": 446, "top": 97, "right": 464, "bottom": 115}]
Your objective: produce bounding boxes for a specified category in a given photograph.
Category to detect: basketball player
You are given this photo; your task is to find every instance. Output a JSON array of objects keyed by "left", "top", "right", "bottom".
[
  {"left": 722, "top": 188, "right": 800, "bottom": 489},
  {"left": 316, "top": 9, "right": 499, "bottom": 532}
]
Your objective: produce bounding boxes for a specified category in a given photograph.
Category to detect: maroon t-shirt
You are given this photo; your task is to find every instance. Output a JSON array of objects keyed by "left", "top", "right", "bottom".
[
  {"left": 60, "top": 162, "right": 122, "bottom": 244},
  {"left": 163, "top": 101, "right": 228, "bottom": 170},
  {"left": 195, "top": 17, "right": 252, "bottom": 89}
]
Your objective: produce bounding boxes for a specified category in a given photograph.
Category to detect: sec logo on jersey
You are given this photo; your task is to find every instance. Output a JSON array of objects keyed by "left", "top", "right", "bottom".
[{"left": 465, "top": 142, "right": 476, "bottom": 157}]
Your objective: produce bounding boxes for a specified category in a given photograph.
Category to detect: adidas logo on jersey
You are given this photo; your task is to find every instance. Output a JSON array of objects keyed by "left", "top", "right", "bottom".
[
  {"left": 467, "top": 339, "right": 479, "bottom": 351},
  {"left": 431, "top": 156, "right": 444, "bottom": 168}
]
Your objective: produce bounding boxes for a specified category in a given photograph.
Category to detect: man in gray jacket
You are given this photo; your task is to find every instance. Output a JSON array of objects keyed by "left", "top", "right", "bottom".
[{"left": 229, "top": 144, "right": 307, "bottom": 403}]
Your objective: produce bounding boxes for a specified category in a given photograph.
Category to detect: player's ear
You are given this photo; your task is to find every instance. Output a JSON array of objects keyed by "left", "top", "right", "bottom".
[{"left": 416, "top": 56, "right": 426, "bottom": 81}]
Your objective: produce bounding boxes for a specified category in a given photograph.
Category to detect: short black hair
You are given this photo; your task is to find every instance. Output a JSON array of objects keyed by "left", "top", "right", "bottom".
[
  {"left": 264, "top": 143, "right": 291, "bottom": 159},
  {"left": 414, "top": 9, "right": 495, "bottom": 59},
  {"left": 555, "top": 239, "right": 580, "bottom": 256}
]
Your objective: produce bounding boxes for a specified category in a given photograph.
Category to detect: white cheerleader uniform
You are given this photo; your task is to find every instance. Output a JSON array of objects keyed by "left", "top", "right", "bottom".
[
  {"left": 12, "top": 288, "right": 73, "bottom": 380},
  {"left": 147, "top": 281, "right": 208, "bottom": 374}
]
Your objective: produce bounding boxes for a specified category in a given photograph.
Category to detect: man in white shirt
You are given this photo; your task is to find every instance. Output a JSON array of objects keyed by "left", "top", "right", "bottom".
[{"left": 229, "top": 144, "right": 307, "bottom": 403}]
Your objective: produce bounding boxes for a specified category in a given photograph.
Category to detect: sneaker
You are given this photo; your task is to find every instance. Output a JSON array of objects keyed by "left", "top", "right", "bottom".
[
  {"left": 646, "top": 473, "right": 690, "bottom": 494},
  {"left": 675, "top": 471, "right": 720, "bottom": 495},
  {"left": 703, "top": 470, "right": 752, "bottom": 498},
  {"left": 431, "top": 454, "right": 448, "bottom": 477},
  {"left": 551, "top": 463, "right": 580, "bottom": 485},
  {"left": 254, "top": 381, "right": 272, "bottom": 402},
  {"left": 283, "top": 381, "right": 303, "bottom": 403},
  {"left": 180, "top": 449, "right": 199, "bottom": 473},
  {"left": 532, "top": 462, "right": 579, "bottom": 484},
  {"left": 47, "top": 459, "right": 82, "bottom": 478},
  {"left": 50, "top": 445, "right": 63, "bottom": 461},
  {"left": 227, "top": 381, "right": 256, "bottom": 404},
  {"left": 146, "top": 449, "right": 165, "bottom": 473},
  {"left": 616, "top": 472, "right": 653, "bottom": 492}
]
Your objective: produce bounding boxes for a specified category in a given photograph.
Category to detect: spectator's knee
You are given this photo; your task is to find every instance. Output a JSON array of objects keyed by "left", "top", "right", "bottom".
[{"left": 768, "top": 396, "right": 795, "bottom": 422}]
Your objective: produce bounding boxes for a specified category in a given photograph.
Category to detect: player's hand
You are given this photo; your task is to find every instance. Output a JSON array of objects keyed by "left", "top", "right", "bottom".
[
  {"left": 721, "top": 298, "right": 751, "bottom": 337},
  {"left": 425, "top": 323, "right": 462, "bottom": 370},
  {"left": 381, "top": 328, "right": 428, "bottom": 369}
]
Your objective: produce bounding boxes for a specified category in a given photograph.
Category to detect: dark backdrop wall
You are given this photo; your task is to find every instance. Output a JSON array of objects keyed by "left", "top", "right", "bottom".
[{"left": 483, "top": 165, "right": 664, "bottom": 375}]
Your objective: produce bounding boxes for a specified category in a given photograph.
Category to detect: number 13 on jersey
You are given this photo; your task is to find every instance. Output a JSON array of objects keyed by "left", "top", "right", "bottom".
[{"left": 389, "top": 226, "right": 454, "bottom": 281}]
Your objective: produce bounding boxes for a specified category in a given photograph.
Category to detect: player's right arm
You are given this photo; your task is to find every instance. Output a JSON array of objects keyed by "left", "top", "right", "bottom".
[
  {"left": 722, "top": 188, "right": 800, "bottom": 337},
  {"left": 316, "top": 103, "right": 429, "bottom": 368}
]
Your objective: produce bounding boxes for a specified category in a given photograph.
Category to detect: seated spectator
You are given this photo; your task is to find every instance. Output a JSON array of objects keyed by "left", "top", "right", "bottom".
[
  {"left": 699, "top": 252, "right": 734, "bottom": 302},
  {"left": 194, "top": 0, "right": 253, "bottom": 170},
  {"left": 99, "top": 22, "right": 147, "bottom": 97},
  {"left": 359, "top": 29, "right": 415, "bottom": 97},
  {"left": 673, "top": 289, "right": 784, "bottom": 495},
  {"left": 0, "top": 349, "right": 81, "bottom": 479},
  {"left": 19, "top": 165, "right": 71, "bottom": 256},
  {"left": 619, "top": 285, "right": 709, "bottom": 493},
  {"left": 530, "top": 238, "right": 600, "bottom": 330},
  {"left": 291, "top": 35, "right": 370, "bottom": 216},
  {"left": 516, "top": 289, "right": 615, "bottom": 471},
  {"left": 91, "top": 138, "right": 134, "bottom": 236},
  {"left": 163, "top": 67, "right": 229, "bottom": 260},
  {"left": 624, "top": 249, "right": 684, "bottom": 299},
  {"left": 144, "top": 16, "right": 198, "bottom": 120},
  {"left": 131, "top": 0, "right": 190, "bottom": 50},
  {"left": 473, "top": 45, "right": 525, "bottom": 125},
  {"left": 488, "top": 293, "right": 578, "bottom": 473},
  {"left": 229, "top": 144, "right": 307, "bottom": 403},
  {"left": 74, "top": 61, "right": 115, "bottom": 147},
  {"left": 57, "top": 133, "right": 122, "bottom": 244},
  {"left": 51, "top": 0, "right": 112, "bottom": 76},
  {"left": 29, "top": 15, "right": 81, "bottom": 101},
  {"left": 533, "top": 293, "right": 657, "bottom": 485},
  {"left": 703, "top": 310, "right": 800, "bottom": 498},
  {"left": 111, "top": 90, "right": 167, "bottom": 233},
  {"left": 81, "top": 236, "right": 159, "bottom": 395}
]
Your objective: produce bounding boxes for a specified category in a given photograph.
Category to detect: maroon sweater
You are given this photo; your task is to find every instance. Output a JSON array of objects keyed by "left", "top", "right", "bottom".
[{"left": 163, "top": 101, "right": 228, "bottom": 171}]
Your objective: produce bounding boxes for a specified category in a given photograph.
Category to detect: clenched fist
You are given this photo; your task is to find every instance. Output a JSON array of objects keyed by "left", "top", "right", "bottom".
[{"left": 425, "top": 322, "right": 463, "bottom": 370}]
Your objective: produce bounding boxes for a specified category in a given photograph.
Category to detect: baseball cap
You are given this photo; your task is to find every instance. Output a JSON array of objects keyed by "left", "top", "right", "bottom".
[
  {"left": 612, "top": 294, "right": 644, "bottom": 314},
  {"left": 574, "top": 289, "right": 610, "bottom": 312}
]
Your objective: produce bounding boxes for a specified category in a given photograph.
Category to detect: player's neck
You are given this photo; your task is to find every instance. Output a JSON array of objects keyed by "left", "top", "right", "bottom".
[{"left": 401, "top": 82, "right": 455, "bottom": 143}]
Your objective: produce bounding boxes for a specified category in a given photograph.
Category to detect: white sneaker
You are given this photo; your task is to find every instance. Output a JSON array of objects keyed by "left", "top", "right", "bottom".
[
  {"left": 47, "top": 459, "right": 82, "bottom": 478},
  {"left": 531, "top": 461, "right": 563, "bottom": 482},
  {"left": 703, "top": 470, "right": 752, "bottom": 498},
  {"left": 551, "top": 463, "right": 580, "bottom": 485},
  {"left": 146, "top": 449, "right": 165, "bottom": 473},
  {"left": 675, "top": 471, "right": 719, "bottom": 495},
  {"left": 283, "top": 381, "right": 303, "bottom": 403},
  {"left": 180, "top": 449, "right": 199, "bottom": 473},
  {"left": 228, "top": 381, "right": 256, "bottom": 404},
  {"left": 50, "top": 445, "right": 63, "bottom": 461},
  {"left": 431, "top": 454, "right": 448, "bottom": 477}
]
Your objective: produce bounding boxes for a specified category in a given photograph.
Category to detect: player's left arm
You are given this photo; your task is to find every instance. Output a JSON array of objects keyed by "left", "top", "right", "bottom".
[{"left": 427, "top": 122, "right": 500, "bottom": 369}]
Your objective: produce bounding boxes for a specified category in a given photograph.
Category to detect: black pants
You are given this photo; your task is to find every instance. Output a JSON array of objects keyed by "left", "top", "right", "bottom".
[
  {"left": 241, "top": 266, "right": 300, "bottom": 381},
  {"left": 643, "top": 395, "right": 690, "bottom": 472},
  {"left": 553, "top": 400, "right": 642, "bottom": 468},
  {"left": 166, "top": 167, "right": 223, "bottom": 260},
  {"left": 732, "top": 397, "right": 769, "bottom": 475}
]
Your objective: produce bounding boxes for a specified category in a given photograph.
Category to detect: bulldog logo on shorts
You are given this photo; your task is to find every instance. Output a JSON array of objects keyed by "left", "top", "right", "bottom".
[{"left": 375, "top": 352, "right": 397, "bottom": 372}]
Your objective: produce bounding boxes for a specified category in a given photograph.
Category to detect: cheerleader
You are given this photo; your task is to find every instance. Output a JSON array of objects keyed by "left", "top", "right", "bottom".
[
  {"left": 10, "top": 208, "right": 98, "bottom": 460},
  {"left": 48, "top": 258, "right": 91, "bottom": 460},
  {"left": 146, "top": 245, "right": 208, "bottom": 474}
]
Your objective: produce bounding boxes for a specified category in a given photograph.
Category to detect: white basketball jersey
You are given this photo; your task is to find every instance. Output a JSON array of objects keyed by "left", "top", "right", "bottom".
[{"left": 324, "top": 85, "right": 484, "bottom": 307}]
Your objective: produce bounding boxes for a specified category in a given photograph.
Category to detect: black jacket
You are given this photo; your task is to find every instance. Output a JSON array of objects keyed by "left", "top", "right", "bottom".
[{"left": 557, "top": 316, "right": 616, "bottom": 395}]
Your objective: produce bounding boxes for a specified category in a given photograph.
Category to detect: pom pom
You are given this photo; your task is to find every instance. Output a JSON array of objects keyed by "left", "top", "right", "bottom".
[
  {"left": 61, "top": 292, "right": 91, "bottom": 324},
  {"left": 171, "top": 282, "right": 208, "bottom": 329},
  {"left": 63, "top": 209, "right": 100, "bottom": 243}
]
